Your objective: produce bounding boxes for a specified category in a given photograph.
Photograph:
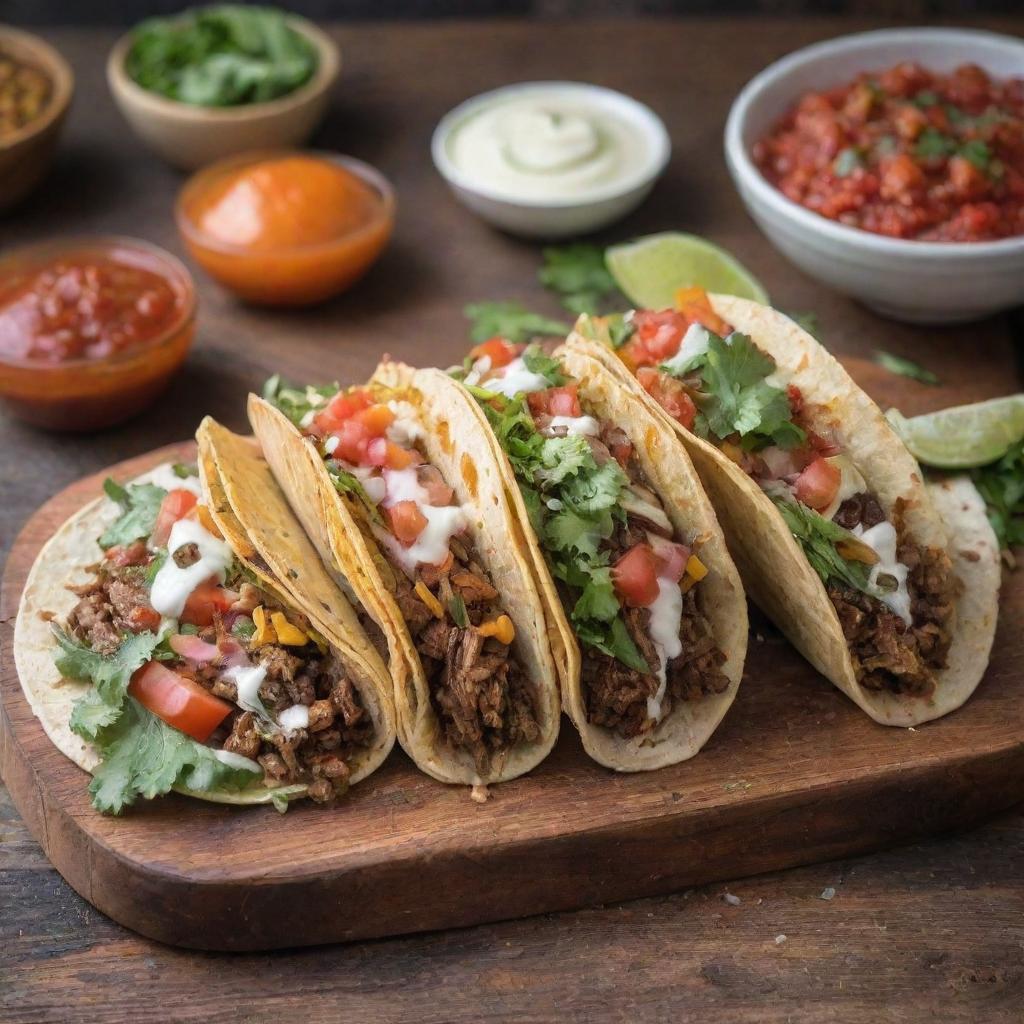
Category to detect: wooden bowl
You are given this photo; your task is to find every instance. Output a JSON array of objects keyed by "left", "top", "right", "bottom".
[
  {"left": 106, "top": 17, "right": 340, "bottom": 171},
  {"left": 0, "top": 26, "right": 73, "bottom": 212}
]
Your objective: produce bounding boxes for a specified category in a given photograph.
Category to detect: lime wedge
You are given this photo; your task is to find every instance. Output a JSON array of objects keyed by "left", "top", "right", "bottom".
[
  {"left": 886, "top": 395, "right": 1024, "bottom": 469},
  {"left": 606, "top": 232, "right": 770, "bottom": 309}
]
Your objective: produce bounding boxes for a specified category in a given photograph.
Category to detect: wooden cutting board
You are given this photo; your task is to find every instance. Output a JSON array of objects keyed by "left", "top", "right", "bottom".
[{"left": 2, "top": 430, "right": 1022, "bottom": 952}]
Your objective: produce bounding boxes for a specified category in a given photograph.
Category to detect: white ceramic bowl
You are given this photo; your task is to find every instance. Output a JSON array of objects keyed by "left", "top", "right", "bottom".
[
  {"left": 432, "top": 81, "right": 670, "bottom": 239},
  {"left": 725, "top": 28, "right": 1024, "bottom": 324},
  {"left": 107, "top": 16, "right": 340, "bottom": 172}
]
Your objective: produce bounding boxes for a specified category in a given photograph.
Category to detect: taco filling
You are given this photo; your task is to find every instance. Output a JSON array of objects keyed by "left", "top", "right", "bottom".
[
  {"left": 52, "top": 466, "right": 373, "bottom": 813},
  {"left": 264, "top": 382, "right": 539, "bottom": 772},
  {"left": 457, "top": 337, "right": 729, "bottom": 737},
  {"left": 610, "top": 291, "right": 959, "bottom": 697}
]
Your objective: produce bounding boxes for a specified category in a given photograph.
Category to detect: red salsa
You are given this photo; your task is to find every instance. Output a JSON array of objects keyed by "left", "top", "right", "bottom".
[
  {"left": 754, "top": 62, "right": 1024, "bottom": 241},
  {"left": 0, "top": 252, "right": 182, "bottom": 363}
]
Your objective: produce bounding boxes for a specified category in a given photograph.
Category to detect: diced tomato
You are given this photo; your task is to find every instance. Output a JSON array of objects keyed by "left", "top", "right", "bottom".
[
  {"left": 181, "top": 578, "right": 238, "bottom": 628},
  {"left": 549, "top": 385, "right": 582, "bottom": 417},
  {"left": 105, "top": 540, "right": 150, "bottom": 567},
  {"left": 151, "top": 489, "right": 198, "bottom": 548},
  {"left": 610, "top": 439, "right": 634, "bottom": 468},
  {"left": 366, "top": 437, "right": 422, "bottom": 470},
  {"left": 126, "top": 604, "right": 162, "bottom": 633},
  {"left": 786, "top": 384, "right": 804, "bottom": 417},
  {"left": 636, "top": 367, "right": 697, "bottom": 430},
  {"left": 387, "top": 500, "right": 427, "bottom": 545},
  {"left": 622, "top": 310, "right": 688, "bottom": 368},
  {"left": 674, "top": 287, "right": 733, "bottom": 338},
  {"left": 612, "top": 543, "right": 661, "bottom": 608},
  {"left": 353, "top": 404, "right": 395, "bottom": 437},
  {"left": 417, "top": 465, "right": 454, "bottom": 506},
  {"left": 648, "top": 534, "right": 691, "bottom": 583},
  {"left": 331, "top": 418, "right": 373, "bottom": 464},
  {"left": 312, "top": 389, "right": 374, "bottom": 435},
  {"left": 470, "top": 337, "right": 522, "bottom": 370},
  {"left": 793, "top": 456, "right": 842, "bottom": 511},
  {"left": 129, "top": 661, "right": 232, "bottom": 743}
]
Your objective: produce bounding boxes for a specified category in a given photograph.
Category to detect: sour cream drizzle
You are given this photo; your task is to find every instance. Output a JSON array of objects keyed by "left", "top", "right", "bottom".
[
  {"left": 481, "top": 357, "right": 549, "bottom": 397},
  {"left": 150, "top": 519, "right": 233, "bottom": 619},
  {"left": 646, "top": 578, "right": 684, "bottom": 721},
  {"left": 854, "top": 521, "right": 913, "bottom": 625},
  {"left": 544, "top": 414, "right": 601, "bottom": 437}
]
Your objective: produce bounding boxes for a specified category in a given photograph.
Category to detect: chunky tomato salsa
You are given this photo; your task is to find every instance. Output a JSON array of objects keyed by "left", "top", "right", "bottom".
[
  {"left": 753, "top": 62, "right": 1024, "bottom": 241},
  {"left": 0, "top": 252, "right": 183, "bottom": 363}
]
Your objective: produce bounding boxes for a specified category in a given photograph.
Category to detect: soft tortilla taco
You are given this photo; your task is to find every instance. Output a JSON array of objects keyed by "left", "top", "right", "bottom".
[
  {"left": 574, "top": 291, "right": 1000, "bottom": 725},
  {"left": 252, "top": 363, "right": 561, "bottom": 787},
  {"left": 14, "top": 442, "right": 396, "bottom": 815},
  {"left": 448, "top": 335, "right": 747, "bottom": 770}
]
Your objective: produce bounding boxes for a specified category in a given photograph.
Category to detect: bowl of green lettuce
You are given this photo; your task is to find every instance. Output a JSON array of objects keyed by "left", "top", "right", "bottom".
[{"left": 108, "top": 5, "right": 340, "bottom": 170}]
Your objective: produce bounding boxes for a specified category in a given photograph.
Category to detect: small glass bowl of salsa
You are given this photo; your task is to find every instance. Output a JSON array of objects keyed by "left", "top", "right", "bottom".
[
  {"left": 0, "top": 236, "right": 196, "bottom": 430},
  {"left": 176, "top": 149, "right": 395, "bottom": 306}
]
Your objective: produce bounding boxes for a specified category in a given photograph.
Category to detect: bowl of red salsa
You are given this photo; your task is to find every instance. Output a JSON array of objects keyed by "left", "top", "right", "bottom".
[
  {"left": 0, "top": 236, "right": 196, "bottom": 430},
  {"left": 725, "top": 28, "right": 1024, "bottom": 323}
]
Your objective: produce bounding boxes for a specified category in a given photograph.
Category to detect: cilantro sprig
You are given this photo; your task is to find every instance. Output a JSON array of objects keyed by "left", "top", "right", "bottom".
[
  {"left": 99, "top": 479, "right": 167, "bottom": 550},
  {"left": 538, "top": 244, "right": 622, "bottom": 315},
  {"left": 464, "top": 302, "right": 571, "bottom": 345},
  {"left": 970, "top": 440, "right": 1024, "bottom": 552}
]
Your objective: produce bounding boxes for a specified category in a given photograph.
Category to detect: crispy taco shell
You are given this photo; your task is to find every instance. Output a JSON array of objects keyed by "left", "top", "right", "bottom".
[
  {"left": 248, "top": 365, "right": 561, "bottom": 785},
  {"left": 574, "top": 296, "right": 1000, "bottom": 725}
]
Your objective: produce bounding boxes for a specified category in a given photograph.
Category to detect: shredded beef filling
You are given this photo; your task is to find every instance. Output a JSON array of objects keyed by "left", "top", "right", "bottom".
[
  {"left": 827, "top": 493, "right": 959, "bottom": 698},
  {"left": 67, "top": 560, "right": 373, "bottom": 804},
  {"left": 379, "top": 536, "right": 539, "bottom": 774},
  {"left": 580, "top": 423, "right": 730, "bottom": 738}
]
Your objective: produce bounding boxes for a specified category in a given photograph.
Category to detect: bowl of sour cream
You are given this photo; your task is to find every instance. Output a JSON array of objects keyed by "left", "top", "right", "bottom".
[{"left": 432, "top": 81, "right": 671, "bottom": 239}]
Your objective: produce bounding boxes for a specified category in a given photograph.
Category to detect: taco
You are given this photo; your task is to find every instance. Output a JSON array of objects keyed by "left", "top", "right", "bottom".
[
  {"left": 251, "top": 364, "right": 561, "bottom": 786},
  {"left": 447, "top": 335, "right": 747, "bottom": 770},
  {"left": 574, "top": 290, "right": 1000, "bottom": 725},
  {"left": 14, "top": 443, "right": 396, "bottom": 815}
]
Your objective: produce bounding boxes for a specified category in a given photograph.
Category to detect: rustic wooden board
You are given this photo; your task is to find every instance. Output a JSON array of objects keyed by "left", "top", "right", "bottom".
[{"left": 2, "top": 424, "right": 1022, "bottom": 952}]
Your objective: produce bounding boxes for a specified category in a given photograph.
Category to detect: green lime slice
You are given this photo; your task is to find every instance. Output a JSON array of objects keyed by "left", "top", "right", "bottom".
[
  {"left": 886, "top": 395, "right": 1024, "bottom": 469},
  {"left": 605, "top": 232, "right": 770, "bottom": 309}
]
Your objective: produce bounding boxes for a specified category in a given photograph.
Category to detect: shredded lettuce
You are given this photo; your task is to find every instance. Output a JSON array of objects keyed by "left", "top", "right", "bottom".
[{"left": 262, "top": 374, "right": 337, "bottom": 427}]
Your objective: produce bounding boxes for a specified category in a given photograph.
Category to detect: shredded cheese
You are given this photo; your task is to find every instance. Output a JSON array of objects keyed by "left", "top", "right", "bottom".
[
  {"left": 414, "top": 581, "right": 445, "bottom": 619},
  {"left": 478, "top": 615, "right": 515, "bottom": 644}
]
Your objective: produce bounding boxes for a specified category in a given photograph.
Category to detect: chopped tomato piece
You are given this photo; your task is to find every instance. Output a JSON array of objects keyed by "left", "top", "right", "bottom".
[
  {"left": 354, "top": 403, "right": 395, "bottom": 437},
  {"left": 675, "top": 287, "right": 733, "bottom": 337},
  {"left": 622, "top": 310, "right": 688, "bottom": 368},
  {"left": 610, "top": 439, "right": 634, "bottom": 468},
  {"left": 547, "top": 385, "right": 581, "bottom": 418},
  {"left": 129, "top": 661, "right": 232, "bottom": 743},
  {"left": 366, "top": 437, "right": 422, "bottom": 470},
  {"left": 417, "top": 465, "right": 454, "bottom": 506},
  {"left": 470, "top": 337, "right": 522, "bottom": 369},
  {"left": 636, "top": 367, "right": 697, "bottom": 430},
  {"left": 105, "top": 540, "right": 150, "bottom": 567},
  {"left": 126, "top": 604, "right": 162, "bottom": 633},
  {"left": 312, "top": 389, "right": 373, "bottom": 435},
  {"left": 151, "top": 489, "right": 198, "bottom": 548},
  {"left": 612, "top": 543, "right": 660, "bottom": 608},
  {"left": 331, "top": 418, "right": 372, "bottom": 464},
  {"left": 793, "top": 456, "right": 841, "bottom": 511},
  {"left": 387, "top": 500, "right": 427, "bottom": 545},
  {"left": 181, "top": 578, "right": 238, "bottom": 628}
]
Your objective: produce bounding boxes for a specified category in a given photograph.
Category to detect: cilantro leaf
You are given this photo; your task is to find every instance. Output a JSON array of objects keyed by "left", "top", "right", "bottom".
[
  {"left": 970, "top": 440, "right": 1024, "bottom": 551},
  {"left": 99, "top": 480, "right": 166, "bottom": 550},
  {"left": 576, "top": 615, "right": 651, "bottom": 674},
  {"left": 88, "top": 698, "right": 260, "bottom": 815},
  {"left": 772, "top": 498, "right": 874, "bottom": 594},
  {"left": 573, "top": 567, "right": 619, "bottom": 623},
  {"left": 522, "top": 347, "right": 568, "bottom": 387},
  {"left": 605, "top": 312, "right": 637, "bottom": 350},
  {"left": 172, "top": 463, "right": 198, "bottom": 479},
  {"left": 448, "top": 592, "right": 468, "bottom": 628},
  {"left": 538, "top": 244, "right": 620, "bottom": 315},
  {"left": 874, "top": 351, "right": 940, "bottom": 386},
  {"left": 53, "top": 627, "right": 164, "bottom": 741},
  {"left": 692, "top": 333, "right": 805, "bottom": 450},
  {"left": 464, "top": 301, "right": 570, "bottom": 344}
]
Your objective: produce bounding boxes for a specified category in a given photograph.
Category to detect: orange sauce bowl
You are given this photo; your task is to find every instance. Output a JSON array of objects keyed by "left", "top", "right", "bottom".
[
  {"left": 0, "top": 236, "right": 196, "bottom": 431},
  {"left": 176, "top": 149, "right": 395, "bottom": 306}
]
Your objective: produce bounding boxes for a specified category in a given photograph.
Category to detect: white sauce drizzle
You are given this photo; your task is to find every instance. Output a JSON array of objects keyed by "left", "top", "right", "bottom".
[
  {"left": 351, "top": 466, "right": 387, "bottom": 505},
  {"left": 645, "top": 578, "right": 684, "bottom": 721},
  {"left": 482, "top": 357, "right": 549, "bottom": 397},
  {"left": 149, "top": 519, "right": 233, "bottom": 619},
  {"left": 820, "top": 454, "right": 867, "bottom": 521},
  {"left": 225, "top": 663, "right": 270, "bottom": 719},
  {"left": 381, "top": 466, "right": 428, "bottom": 507},
  {"left": 543, "top": 415, "right": 601, "bottom": 437},
  {"left": 400, "top": 505, "right": 467, "bottom": 569},
  {"left": 212, "top": 749, "right": 262, "bottom": 773},
  {"left": 660, "top": 323, "right": 711, "bottom": 375},
  {"left": 854, "top": 521, "right": 913, "bottom": 625},
  {"left": 386, "top": 400, "right": 427, "bottom": 446},
  {"left": 278, "top": 704, "right": 310, "bottom": 735},
  {"left": 141, "top": 464, "right": 203, "bottom": 498}
]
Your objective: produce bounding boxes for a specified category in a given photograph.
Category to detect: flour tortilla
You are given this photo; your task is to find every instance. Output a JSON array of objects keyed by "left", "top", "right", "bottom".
[
  {"left": 447, "top": 342, "right": 748, "bottom": 770},
  {"left": 248, "top": 366, "right": 561, "bottom": 785},
  {"left": 14, "top": 455, "right": 395, "bottom": 807},
  {"left": 573, "top": 296, "right": 1001, "bottom": 725}
]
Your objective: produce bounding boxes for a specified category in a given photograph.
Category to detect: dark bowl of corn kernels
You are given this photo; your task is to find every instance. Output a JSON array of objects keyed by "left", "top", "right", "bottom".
[{"left": 0, "top": 25, "right": 74, "bottom": 211}]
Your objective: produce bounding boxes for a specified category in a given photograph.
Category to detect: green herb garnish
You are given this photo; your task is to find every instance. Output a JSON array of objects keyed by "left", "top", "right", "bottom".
[
  {"left": 448, "top": 593, "right": 468, "bottom": 628},
  {"left": 971, "top": 440, "right": 1024, "bottom": 552},
  {"left": 464, "top": 302, "right": 571, "bottom": 345},
  {"left": 538, "top": 244, "right": 621, "bottom": 315},
  {"left": 99, "top": 479, "right": 167, "bottom": 550},
  {"left": 874, "top": 351, "right": 940, "bottom": 386}
]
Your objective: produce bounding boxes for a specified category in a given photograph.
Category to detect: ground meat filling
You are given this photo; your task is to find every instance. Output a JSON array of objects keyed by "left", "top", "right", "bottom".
[
  {"left": 827, "top": 493, "right": 959, "bottom": 697},
  {"left": 66, "top": 560, "right": 373, "bottom": 804},
  {"left": 379, "top": 536, "right": 539, "bottom": 775},
  {"left": 580, "top": 424, "right": 729, "bottom": 739}
]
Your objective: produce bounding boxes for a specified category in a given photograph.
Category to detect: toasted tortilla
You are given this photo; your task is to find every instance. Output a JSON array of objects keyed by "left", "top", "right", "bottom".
[
  {"left": 14, "top": 455, "right": 396, "bottom": 808},
  {"left": 573, "top": 296, "right": 1001, "bottom": 725},
  {"left": 248, "top": 365, "right": 561, "bottom": 785},
  {"left": 447, "top": 342, "right": 748, "bottom": 770}
]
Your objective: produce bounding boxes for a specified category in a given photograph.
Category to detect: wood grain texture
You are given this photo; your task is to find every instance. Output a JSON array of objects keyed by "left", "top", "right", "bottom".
[
  {"left": 2, "top": 15, "right": 1024, "bottom": 1017},
  {"left": 3, "top": 432, "right": 1023, "bottom": 950}
]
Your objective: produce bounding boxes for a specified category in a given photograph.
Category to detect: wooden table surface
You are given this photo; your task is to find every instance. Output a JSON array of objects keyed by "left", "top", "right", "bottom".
[{"left": 2, "top": 17, "right": 1023, "bottom": 1022}]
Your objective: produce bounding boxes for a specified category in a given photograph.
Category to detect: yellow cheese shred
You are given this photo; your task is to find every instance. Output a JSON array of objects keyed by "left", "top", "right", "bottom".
[
  {"left": 271, "top": 611, "right": 308, "bottom": 646},
  {"left": 414, "top": 581, "right": 445, "bottom": 619},
  {"left": 477, "top": 615, "right": 515, "bottom": 644},
  {"left": 251, "top": 606, "right": 276, "bottom": 647}
]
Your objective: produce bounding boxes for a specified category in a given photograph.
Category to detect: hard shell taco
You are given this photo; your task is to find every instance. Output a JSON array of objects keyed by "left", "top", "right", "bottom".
[
  {"left": 252, "top": 363, "right": 562, "bottom": 787},
  {"left": 14, "top": 437, "right": 396, "bottom": 815},
  {"left": 575, "top": 290, "right": 1000, "bottom": 725},
  {"left": 447, "top": 335, "right": 748, "bottom": 770}
]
